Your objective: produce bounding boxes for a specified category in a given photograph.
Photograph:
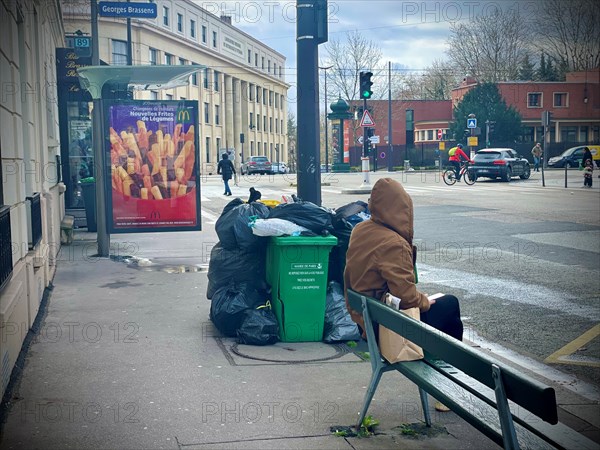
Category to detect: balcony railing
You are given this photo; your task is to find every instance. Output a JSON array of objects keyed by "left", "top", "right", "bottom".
[
  {"left": 26, "top": 193, "right": 42, "bottom": 250},
  {"left": 0, "top": 206, "right": 12, "bottom": 290}
]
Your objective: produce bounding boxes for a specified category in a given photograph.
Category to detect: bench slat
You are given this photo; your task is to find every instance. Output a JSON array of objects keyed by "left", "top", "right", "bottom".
[
  {"left": 395, "top": 360, "right": 556, "bottom": 450},
  {"left": 428, "top": 358, "right": 600, "bottom": 450},
  {"left": 347, "top": 290, "right": 558, "bottom": 424}
]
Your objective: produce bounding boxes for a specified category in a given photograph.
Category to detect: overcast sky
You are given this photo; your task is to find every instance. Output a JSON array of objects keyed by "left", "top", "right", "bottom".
[{"left": 195, "top": 1, "right": 533, "bottom": 74}]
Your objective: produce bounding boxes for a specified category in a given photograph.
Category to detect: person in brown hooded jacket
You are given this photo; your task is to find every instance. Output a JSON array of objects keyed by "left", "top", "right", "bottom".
[{"left": 344, "top": 177, "right": 463, "bottom": 341}]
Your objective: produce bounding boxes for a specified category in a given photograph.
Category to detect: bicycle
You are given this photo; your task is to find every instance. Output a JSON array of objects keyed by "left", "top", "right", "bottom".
[{"left": 443, "top": 161, "right": 476, "bottom": 186}]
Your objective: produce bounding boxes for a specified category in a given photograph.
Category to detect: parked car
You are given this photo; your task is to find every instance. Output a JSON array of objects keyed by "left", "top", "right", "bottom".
[
  {"left": 241, "top": 156, "right": 272, "bottom": 175},
  {"left": 271, "top": 162, "right": 289, "bottom": 174},
  {"left": 548, "top": 145, "right": 600, "bottom": 168},
  {"left": 470, "top": 148, "right": 531, "bottom": 182}
]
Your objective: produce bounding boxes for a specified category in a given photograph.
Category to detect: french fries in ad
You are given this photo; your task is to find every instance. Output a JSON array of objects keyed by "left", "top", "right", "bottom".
[{"left": 109, "top": 120, "right": 196, "bottom": 201}]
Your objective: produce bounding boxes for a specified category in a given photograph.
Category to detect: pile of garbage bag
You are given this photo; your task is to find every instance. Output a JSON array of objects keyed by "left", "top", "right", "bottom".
[{"left": 207, "top": 191, "right": 369, "bottom": 345}]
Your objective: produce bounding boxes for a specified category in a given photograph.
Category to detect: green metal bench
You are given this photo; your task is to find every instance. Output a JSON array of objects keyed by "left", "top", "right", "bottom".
[{"left": 347, "top": 289, "right": 597, "bottom": 450}]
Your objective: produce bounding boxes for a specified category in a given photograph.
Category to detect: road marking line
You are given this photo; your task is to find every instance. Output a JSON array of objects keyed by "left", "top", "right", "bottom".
[{"left": 544, "top": 324, "right": 600, "bottom": 367}]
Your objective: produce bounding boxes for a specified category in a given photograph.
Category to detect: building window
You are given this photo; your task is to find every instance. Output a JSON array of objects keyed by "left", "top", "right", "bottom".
[
  {"left": 261, "top": 57, "right": 265, "bottom": 69},
  {"left": 263, "top": 115, "right": 267, "bottom": 131},
  {"left": 215, "top": 105, "right": 220, "bottom": 125},
  {"left": 273, "top": 63, "right": 276, "bottom": 76},
  {"left": 212, "top": 31, "right": 217, "bottom": 47},
  {"left": 561, "top": 126, "right": 577, "bottom": 143},
  {"left": 276, "top": 119, "right": 279, "bottom": 133},
  {"left": 263, "top": 91, "right": 267, "bottom": 105},
  {"left": 111, "top": 39, "right": 127, "bottom": 65},
  {"left": 177, "top": 13, "right": 183, "bottom": 32},
  {"left": 203, "top": 69, "right": 209, "bottom": 89},
  {"left": 179, "top": 57, "right": 186, "bottom": 66},
  {"left": 554, "top": 92, "right": 568, "bottom": 107},
  {"left": 527, "top": 92, "right": 542, "bottom": 108},
  {"left": 269, "top": 91, "right": 273, "bottom": 106},
  {"left": 149, "top": 47, "right": 157, "bottom": 65},
  {"left": 164, "top": 53, "right": 173, "bottom": 65},
  {"left": 163, "top": 6, "right": 169, "bottom": 26},
  {"left": 205, "top": 137, "right": 211, "bottom": 163},
  {"left": 256, "top": 86, "right": 260, "bottom": 103},
  {"left": 257, "top": 114, "right": 260, "bottom": 131},
  {"left": 249, "top": 84, "right": 254, "bottom": 101},
  {"left": 268, "top": 60, "right": 271, "bottom": 73},
  {"left": 264, "top": 142, "right": 267, "bottom": 154},
  {"left": 269, "top": 117, "right": 273, "bottom": 132},
  {"left": 150, "top": 91, "right": 158, "bottom": 100},
  {"left": 281, "top": 119, "right": 283, "bottom": 133},
  {"left": 279, "top": 66, "right": 282, "bottom": 78},
  {"left": 580, "top": 126, "right": 588, "bottom": 142},
  {"left": 248, "top": 49, "right": 251, "bottom": 64},
  {"left": 204, "top": 102, "right": 210, "bottom": 123},
  {"left": 166, "top": 93, "right": 173, "bottom": 100},
  {"left": 180, "top": 96, "right": 186, "bottom": 100},
  {"left": 216, "top": 137, "right": 221, "bottom": 151},
  {"left": 213, "top": 71, "right": 219, "bottom": 91},
  {"left": 255, "top": 53, "right": 258, "bottom": 66},
  {"left": 191, "top": 67, "right": 198, "bottom": 86},
  {"left": 249, "top": 112, "right": 254, "bottom": 129},
  {"left": 250, "top": 141, "right": 254, "bottom": 156},
  {"left": 202, "top": 25, "right": 207, "bottom": 43},
  {"left": 190, "top": 19, "right": 196, "bottom": 38},
  {"left": 427, "top": 130, "right": 434, "bottom": 141}
]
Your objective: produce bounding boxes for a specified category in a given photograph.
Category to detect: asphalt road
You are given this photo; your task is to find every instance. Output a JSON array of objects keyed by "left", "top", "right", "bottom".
[{"left": 111, "top": 167, "right": 599, "bottom": 398}]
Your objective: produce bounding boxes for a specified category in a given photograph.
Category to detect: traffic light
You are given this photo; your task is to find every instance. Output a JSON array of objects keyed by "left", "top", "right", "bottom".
[
  {"left": 359, "top": 71, "right": 373, "bottom": 99},
  {"left": 489, "top": 121, "right": 496, "bottom": 134},
  {"left": 367, "top": 128, "right": 375, "bottom": 138}
]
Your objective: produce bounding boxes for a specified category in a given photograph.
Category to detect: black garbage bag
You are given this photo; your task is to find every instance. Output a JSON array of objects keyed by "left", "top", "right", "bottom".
[
  {"left": 209, "top": 283, "right": 264, "bottom": 337},
  {"left": 237, "top": 303, "right": 280, "bottom": 345},
  {"left": 332, "top": 201, "right": 368, "bottom": 230},
  {"left": 323, "top": 281, "right": 360, "bottom": 343},
  {"left": 215, "top": 201, "right": 270, "bottom": 251},
  {"left": 268, "top": 201, "right": 334, "bottom": 234},
  {"left": 206, "top": 243, "right": 268, "bottom": 299}
]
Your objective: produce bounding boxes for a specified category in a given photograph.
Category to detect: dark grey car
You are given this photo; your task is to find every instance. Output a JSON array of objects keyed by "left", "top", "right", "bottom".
[
  {"left": 241, "top": 156, "right": 272, "bottom": 175},
  {"left": 471, "top": 148, "right": 531, "bottom": 182}
]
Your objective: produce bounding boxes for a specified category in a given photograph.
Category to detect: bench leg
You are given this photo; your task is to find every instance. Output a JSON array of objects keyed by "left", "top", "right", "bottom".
[
  {"left": 492, "top": 364, "right": 519, "bottom": 450},
  {"left": 356, "top": 367, "right": 384, "bottom": 431},
  {"left": 418, "top": 388, "right": 432, "bottom": 426}
]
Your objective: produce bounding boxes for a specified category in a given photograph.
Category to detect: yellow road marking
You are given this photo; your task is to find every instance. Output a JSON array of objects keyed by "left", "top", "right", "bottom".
[{"left": 545, "top": 324, "right": 600, "bottom": 367}]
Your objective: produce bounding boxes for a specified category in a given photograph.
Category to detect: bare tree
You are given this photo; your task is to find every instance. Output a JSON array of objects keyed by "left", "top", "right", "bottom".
[
  {"left": 322, "top": 30, "right": 386, "bottom": 102},
  {"left": 446, "top": 8, "right": 531, "bottom": 82},
  {"left": 393, "top": 60, "right": 460, "bottom": 101},
  {"left": 534, "top": 0, "right": 600, "bottom": 72}
]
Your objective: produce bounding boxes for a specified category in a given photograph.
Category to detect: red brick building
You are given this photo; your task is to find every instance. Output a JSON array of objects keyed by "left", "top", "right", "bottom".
[{"left": 452, "top": 70, "right": 600, "bottom": 145}]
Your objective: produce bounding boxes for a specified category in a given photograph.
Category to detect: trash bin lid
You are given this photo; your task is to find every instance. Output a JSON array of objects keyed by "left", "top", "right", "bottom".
[{"left": 270, "top": 235, "right": 338, "bottom": 246}]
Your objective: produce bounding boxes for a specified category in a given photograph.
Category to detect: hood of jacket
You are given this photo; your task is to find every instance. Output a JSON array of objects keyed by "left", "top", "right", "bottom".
[{"left": 369, "top": 177, "right": 413, "bottom": 244}]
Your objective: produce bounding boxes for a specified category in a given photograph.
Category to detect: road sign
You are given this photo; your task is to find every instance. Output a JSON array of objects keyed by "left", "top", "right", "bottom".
[
  {"left": 437, "top": 129, "right": 443, "bottom": 139},
  {"left": 98, "top": 1, "right": 158, "bottom": 18},
  {"left": 439, "top": 141, "right": 446, "bottom": 150},
  {"left": 467, "top": 118, "right": 477, "bottom": 128},
  {"left": 360, "top": 110, "right": 375, "bottom": 127},
  {"left": 467, "top": 136, "right": 478, "bottom": 146},
  {"left": 356, "top": 136, "right": 364, "bottom": 145},
  {"left": 369, "top": 135, "right": 380, "bottom": 144}
]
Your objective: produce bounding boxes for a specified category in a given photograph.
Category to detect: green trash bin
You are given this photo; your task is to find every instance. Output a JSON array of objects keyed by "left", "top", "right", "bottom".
[{"left": 266, "top": 235, "right": 338, "bottom": 342}]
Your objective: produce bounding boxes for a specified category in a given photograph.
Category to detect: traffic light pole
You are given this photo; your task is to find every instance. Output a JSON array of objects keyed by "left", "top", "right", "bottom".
[{"left": 361, "top": 98, "right": 370, "bottom": 187}]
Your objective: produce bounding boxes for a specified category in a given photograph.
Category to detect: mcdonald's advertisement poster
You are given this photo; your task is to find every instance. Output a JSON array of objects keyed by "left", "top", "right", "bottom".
[{"left": 105, "top": 100, "right": 201, "bottom": 233}]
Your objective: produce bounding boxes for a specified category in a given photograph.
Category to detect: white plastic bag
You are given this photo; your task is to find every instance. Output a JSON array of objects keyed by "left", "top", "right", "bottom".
[{"left": 249, "top": 218, "right": 309, "bottom": 237}]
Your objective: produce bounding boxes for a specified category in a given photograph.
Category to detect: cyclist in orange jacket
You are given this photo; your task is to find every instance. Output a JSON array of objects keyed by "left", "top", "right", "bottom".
[{"left": 448, "top": 144, "right": 473, "bottom": 181}]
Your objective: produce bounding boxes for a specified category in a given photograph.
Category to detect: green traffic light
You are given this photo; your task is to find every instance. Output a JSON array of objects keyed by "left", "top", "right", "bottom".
[{"left": 362, "top": 90, "right": 372, "bottom": 99}]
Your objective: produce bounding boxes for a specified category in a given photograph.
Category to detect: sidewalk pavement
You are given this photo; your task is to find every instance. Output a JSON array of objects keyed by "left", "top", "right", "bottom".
[{"left": 0, "top": 232, "right": 597, "bottom": 449}]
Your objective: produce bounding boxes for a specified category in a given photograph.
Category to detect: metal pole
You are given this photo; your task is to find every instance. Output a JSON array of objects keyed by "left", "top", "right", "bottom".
[
  {"left": 387, "top": 61, "right": 393, "bottom": 171},
  {"left": 324, "top": 68, "right": 328, "bottom": 172},
  {"left": 296, "top": 0, "right": 321, "bottom": 205},
  {"left": 91, "top": 0, "right": 110, "bottom": 256},
  {"left": 126, "top": 0, "right": 132, "bottom": 65}
]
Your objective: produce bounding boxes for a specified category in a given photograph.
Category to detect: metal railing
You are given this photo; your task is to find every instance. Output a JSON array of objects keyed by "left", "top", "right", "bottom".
[
  {"left": 27, "top": 193, "right": 42, "bottom": 249},
  {"left": 0, "top": 206, "right": 12, "bottom": 290}
]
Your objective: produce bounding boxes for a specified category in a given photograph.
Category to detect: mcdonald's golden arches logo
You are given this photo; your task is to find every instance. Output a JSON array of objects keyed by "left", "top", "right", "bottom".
[{"left": 177, "top": 108, "right": 191, "bottom": 123}]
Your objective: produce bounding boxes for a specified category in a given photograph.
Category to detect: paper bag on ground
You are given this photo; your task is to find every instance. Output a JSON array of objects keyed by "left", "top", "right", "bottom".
[{"left": 379, "top": 294, "right": 424, "bottom": 363}]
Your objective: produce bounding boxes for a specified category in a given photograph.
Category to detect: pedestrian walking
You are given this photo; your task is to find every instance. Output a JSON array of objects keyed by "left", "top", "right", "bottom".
[
  {"left": 217, "top": 153, "right": 235, "bottom": 196},
  {"left": 582, "top": 147, "right": 593, "bottom": 188},
  {"left": 531, "top": 143, "right": 542, "bottom": 172}
]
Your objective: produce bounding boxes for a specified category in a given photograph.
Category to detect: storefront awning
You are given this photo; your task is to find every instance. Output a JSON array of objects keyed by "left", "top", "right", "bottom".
[{"left": 77, "top": 65, "right": 206, "bottom": 99}]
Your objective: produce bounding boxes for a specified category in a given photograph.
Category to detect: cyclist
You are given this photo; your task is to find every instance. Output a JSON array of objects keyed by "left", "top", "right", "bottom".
[{"left": 448, "top": 143, "right": 473, "bottom": 181}]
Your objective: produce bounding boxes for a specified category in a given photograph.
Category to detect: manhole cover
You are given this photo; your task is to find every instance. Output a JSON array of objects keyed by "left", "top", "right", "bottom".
[{"left": 231, "top": 341, "right": 347, "bottom": 363}]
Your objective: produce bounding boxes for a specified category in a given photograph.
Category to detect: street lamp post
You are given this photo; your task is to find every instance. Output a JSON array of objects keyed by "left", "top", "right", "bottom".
[{"left": 319, "top": 65, "right": 333, "bottom": 173}]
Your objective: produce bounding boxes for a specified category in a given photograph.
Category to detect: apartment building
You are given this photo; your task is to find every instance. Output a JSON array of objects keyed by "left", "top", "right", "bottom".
[{"left": 1, "top": 0, "right": 65, "bottom": 399}]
